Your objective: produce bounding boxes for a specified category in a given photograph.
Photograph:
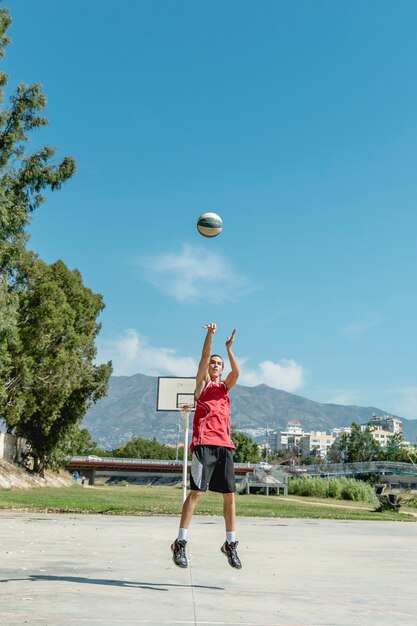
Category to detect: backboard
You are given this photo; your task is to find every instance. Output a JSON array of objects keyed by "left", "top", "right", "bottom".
[{"left": 157, "top": 376, "right": 196, "bottom": 411}]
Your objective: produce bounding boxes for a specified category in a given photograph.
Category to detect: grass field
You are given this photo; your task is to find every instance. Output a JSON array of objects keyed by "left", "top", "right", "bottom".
[{"left": 0, "top": 483, "right": 415, "bottom": 521}]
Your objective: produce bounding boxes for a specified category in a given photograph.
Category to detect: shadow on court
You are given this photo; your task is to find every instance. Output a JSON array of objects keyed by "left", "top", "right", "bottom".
[
  {"left": 0, "top": 511, "right": 416, "bottom": 625},
  {"left": 0, "top": 574, "right": 224, "bottom": 592}
]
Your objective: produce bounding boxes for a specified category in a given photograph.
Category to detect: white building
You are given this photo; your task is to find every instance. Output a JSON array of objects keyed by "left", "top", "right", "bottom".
[
  {"left": 367, "top": 415, "right": 403, "bottom": 435},
  {"left": 269, "top": 421, "right": 305, "bottom": 452},
  {"left": 331, "top": 426, "right": 352, "bottom": 440},
  {"left": 268, "top": 416, "right": 407, "bottom": 458},
  {"left": 300, "top": 431, "right": 335, "bottom": 458},
  {"left": 360, "top": 416, "right": 405, "bottom": 448}
]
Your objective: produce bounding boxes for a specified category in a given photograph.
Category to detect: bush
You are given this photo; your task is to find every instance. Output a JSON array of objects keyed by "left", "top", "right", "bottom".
[
  {"left": 288, "top": 476, "right": 378, "bottom": 504},
  {"left": 327, "top": 478, "right": 342, "bottom": 499}
]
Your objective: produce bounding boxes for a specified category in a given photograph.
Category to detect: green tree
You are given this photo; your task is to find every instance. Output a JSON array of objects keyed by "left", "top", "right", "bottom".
[
  {"left": 43, "top": 426, "right": 111, "bottom": 468},
  {"left": 0, "top": 7, "right": 76, "bottom": 420},
  {"left": 113, "top": 437, "right": 177, "bottom": 460},
  {"left": 0, "top": 9, "right": 75, "bottom": 275},
  {"left": 3, "top": 255, "right": 112, "bottom": 475},
  {"left": 381, "top": 433, "right": 409, "bottom": 462},
  {"left": 327, "top": 436, "right": 345, "bottom": 463},
  {"left": 0, "top": 9, "right": 110, "bottom": 475},
  {"left": 407, "top": 448, "right": 417, "bottom": 465},
  {"left": 0, "top": 277, "right": 18, "bottom": 409},
  {"left": 35, "top": 426, "right": 97, "bottom": 470},
  {"left": 67, "top": 427, "right": 98, "bottom": 456},
  {"left": 231, "top": 429, "right": 261, "bottom": 463},
  {"left": 338, "top": 423, "right": 381, "bottom": 463}
]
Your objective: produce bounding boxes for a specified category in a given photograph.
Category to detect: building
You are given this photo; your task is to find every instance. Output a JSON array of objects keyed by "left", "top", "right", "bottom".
[
  {"left": 269, "top": 421, "right": 305, "bottom": 453},
  {"left": 362, "top": 424, "right": 393, "bottom": 447},
  {"left": 271, "top": 422, "right": 336, "bottom": 459},
  {"left": 267, "top": 415, "right": 408, "bottom": 458},
  {"left": 300, "top": 431, "right": 335, "bottom": 458},
  {"left": 360, "top": 416, "right": 404, "bottom": 448},
  {"left": 279, "top": 421, "right": 305, "bottom": 450},
  {"left": 366, "top": 415, "right": 403, "bottom": 435},
  {"left": 331, "top": 426, "right": 352, "bottom": 440}
]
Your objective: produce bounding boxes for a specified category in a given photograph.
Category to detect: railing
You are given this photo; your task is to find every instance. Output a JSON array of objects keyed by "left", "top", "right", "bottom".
[
  {"left": 69, "top": 456, "right": 256, "bottom": 469},
  {"left": 69, "top": 457, "right": 417, "bottom": 476},
  {"left": 298, "top": 461, "right": 417, "bottom": 477},
  {"left": 71, "top": 456, "right": 184, "bottom": 465}
]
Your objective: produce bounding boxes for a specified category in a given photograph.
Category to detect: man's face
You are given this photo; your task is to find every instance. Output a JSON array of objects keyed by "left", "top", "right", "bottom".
[{"left": 209, "top": 356, "right": 223, "bottom": 378}]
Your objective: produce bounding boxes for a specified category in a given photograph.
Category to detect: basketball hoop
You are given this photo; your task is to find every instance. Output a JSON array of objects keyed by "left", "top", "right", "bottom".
[{"left": 156, "top": 377, "right": 196, "bottom": 504}]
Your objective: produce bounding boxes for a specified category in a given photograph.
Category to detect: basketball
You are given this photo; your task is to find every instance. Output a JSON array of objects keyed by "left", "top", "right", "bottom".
[{"left": 196, "top": 212, "right": 223, "bottom": 238}]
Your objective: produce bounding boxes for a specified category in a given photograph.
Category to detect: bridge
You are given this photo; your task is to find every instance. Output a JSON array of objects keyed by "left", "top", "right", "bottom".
[
  {"left": 67, "top": 456, "right": 256, "bottom": 485},
  {"left": 68, "top": 457, "right": 417, "bottom": 486}
]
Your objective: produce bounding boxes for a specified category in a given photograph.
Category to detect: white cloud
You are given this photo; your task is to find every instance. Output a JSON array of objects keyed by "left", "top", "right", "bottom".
[
  {"left": 239, "top": 358, "right": 304, "bottom": 393},
  {"left": 140, "top": 243, "right": 254, "bottom": 303},
  {"left": 97, "top": 328, "right": 197, "bottom": 377},
  {"left": 98, "top": 328, "right": 304, "bottom": 394},
  {"left": 341, "top": 315, "right": 380, "bottom": 341}
]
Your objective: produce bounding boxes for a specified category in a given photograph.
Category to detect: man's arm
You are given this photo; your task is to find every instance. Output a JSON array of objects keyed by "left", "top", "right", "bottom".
[
  {"left": 224, "top": 328, "right": 240, "bottom": 391},
  {"left": 195, "top": 323, "right": 216, "bottom": 399}
]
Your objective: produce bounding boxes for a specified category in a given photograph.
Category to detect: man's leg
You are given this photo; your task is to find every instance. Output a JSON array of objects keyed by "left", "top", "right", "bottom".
[
  {"left": 221, "top": 492, "right": 242, "bottom": 569},
  {"left": 171, "top": 490, "right": 204, "bottom": 568},
  {"left": 222, "top": 491, "right": 236, "bottom": 532},
  {"left": 180, "top": 489, "right": 204, "bottom": 529}
]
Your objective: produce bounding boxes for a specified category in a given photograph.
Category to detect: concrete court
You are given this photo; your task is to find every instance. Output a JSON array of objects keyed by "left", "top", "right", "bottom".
[{"left": 0, "top": 511, "right": 416, "bottom": 626}]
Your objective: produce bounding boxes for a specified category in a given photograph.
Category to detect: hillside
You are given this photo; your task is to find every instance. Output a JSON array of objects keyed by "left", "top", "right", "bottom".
[
  {"left": 0, "top": 460, "right": 72, "bottom": 490},
  {"left": 82, "top": 373, "right": 417, "bottom": 449}
]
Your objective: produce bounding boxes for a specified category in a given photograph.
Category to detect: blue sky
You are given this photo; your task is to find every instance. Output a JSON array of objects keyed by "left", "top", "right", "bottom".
[{"left": 4, "top": 1, "right": 417, "bottom": 419}]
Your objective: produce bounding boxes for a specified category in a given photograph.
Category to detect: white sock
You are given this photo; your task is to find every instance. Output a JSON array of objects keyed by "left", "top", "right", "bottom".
[
  {"left": 226, "top": 531, "right": 235, "bottom": 544},
  {"left": 178, "top": 528, "right": 188, "bottom": 541}
]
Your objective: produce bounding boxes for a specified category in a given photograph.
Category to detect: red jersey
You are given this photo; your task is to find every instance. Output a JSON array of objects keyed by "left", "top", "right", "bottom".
[{"left": 190, "top": 380, "right": 235, "bottom": 450}]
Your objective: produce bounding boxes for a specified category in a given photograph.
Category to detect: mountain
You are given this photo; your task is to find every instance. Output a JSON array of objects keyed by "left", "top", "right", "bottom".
[{"left": 81, "top": 373, "right": 417, "bottom": 449}]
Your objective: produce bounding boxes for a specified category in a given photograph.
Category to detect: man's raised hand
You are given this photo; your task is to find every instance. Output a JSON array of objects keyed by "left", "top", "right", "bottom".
[
  {"left": 226, "top": 328, "right": 237, "bottom": 349},
  {"left": 203, "top": 323, "right": 217, "bottom": 334}
]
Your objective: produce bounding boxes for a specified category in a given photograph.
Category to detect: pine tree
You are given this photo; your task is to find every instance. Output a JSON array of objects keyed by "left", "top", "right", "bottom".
[
  {"left": 338, "top": 423, "right": 381, "bottom": 463},
  {"left": 0, "top": 8, "right": 111, "bottom": 474}
]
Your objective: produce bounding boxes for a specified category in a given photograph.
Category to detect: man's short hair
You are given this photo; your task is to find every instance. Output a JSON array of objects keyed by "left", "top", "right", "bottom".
[{"left": 210, "top": 354, "right": 224, "bottom": 370}]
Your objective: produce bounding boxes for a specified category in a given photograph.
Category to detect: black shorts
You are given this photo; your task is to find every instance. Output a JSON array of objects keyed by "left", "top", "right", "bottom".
[{"left": 190, "top": 445, "right": 236, "bottom": 493}]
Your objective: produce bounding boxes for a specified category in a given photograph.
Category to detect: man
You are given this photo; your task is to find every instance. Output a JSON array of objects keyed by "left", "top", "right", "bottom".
[{"left": 171, "top": 323, "right": 242, "bottom": 570}]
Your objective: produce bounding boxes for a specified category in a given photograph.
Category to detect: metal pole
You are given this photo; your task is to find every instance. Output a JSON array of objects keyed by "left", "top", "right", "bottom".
[
  {"left": 265, "top": 424, "right": 269, "bottom": 462},
  {"left": 181, "top": 406, "right": 191, "bottom": 504},
  {"left": 175, "top": 413, "right": 180, "bottom": 461}
]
